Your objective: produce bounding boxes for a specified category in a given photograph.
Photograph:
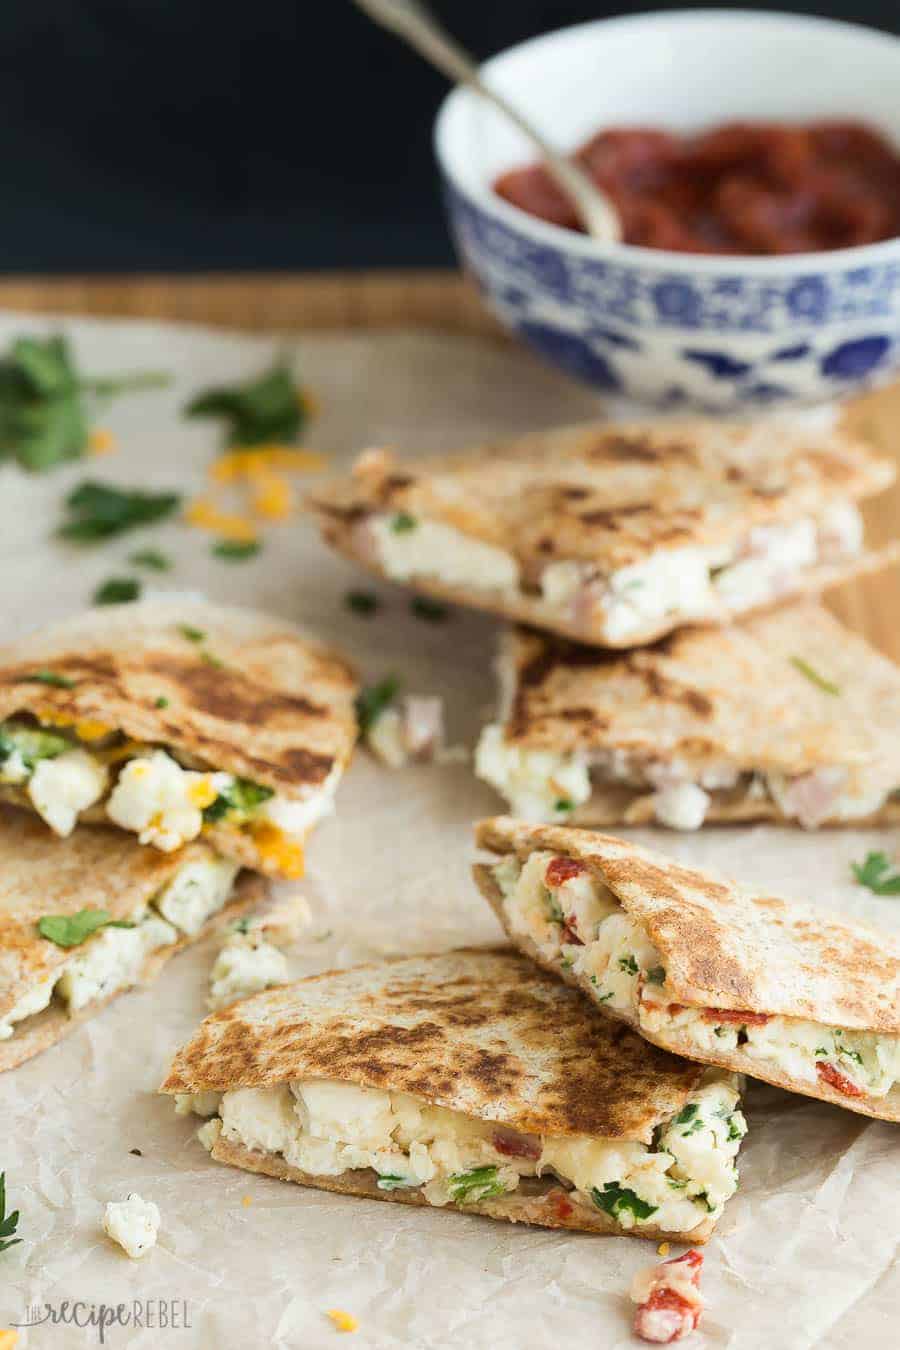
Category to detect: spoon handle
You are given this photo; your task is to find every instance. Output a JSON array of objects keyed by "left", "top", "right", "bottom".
[{"left": 353, "top": 0, "right": 621, "bottom": 243}]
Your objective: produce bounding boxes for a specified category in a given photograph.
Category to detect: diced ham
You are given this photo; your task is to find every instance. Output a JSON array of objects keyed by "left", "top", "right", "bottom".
[
  {"left": 560, "top": 921, "right": 584, "bottom": 947},
  {"left": 817, "top": 1061, "right": 865, "bottom": 1098},
  {"left": 702, "top": 1008, "right": 770, "bottom": 1027},
  {"left": 632, "top": 1250, "right": 704, "bottom": 1344},
  {"left": 545, "top": 857, "right": 587, "bottom": 888},
  {"left": 491, "top": 1125, "right": 541, "bottom": 1161}
]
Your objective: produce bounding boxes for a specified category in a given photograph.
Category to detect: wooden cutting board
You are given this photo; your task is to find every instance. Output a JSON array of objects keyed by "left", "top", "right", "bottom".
[{"left": 0, "top": 268, "right": 896, "bottom": 659}]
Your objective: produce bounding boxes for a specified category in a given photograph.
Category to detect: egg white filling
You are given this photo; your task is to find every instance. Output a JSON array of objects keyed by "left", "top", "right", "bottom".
[
  {"left": 493, "top": 852, "right": 900, "bottom": 1101},
  {"left": 178, "top": 1070, "right": 744, "bottom": 1232},
  {"left": 0, "top": 857, "right": 239, "bottom": 1040},
  {"left": 0, "top": 720, "right": 336, "bottom": 858},
  {"left": 368, "top": 502, "right": 862, "bottom": 638}
]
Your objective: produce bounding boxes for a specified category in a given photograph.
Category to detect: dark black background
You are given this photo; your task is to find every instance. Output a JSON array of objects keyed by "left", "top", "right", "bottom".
[{"left": 4, "top": 2, "right": 898, "bottom": 273}]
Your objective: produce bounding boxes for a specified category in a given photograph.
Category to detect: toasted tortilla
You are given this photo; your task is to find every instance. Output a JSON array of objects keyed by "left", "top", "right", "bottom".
[
  {"left": 306, "top": 420, "right": 895, "bottom": 646},
  {"left": 491, "top": 605, "right": 900, "bottom": 827},
  {"left": 161, "top": 947, "right": 725, "bottom": 1239},
  {"left": 475, "top": 818, "right": 900, "bottom": 1121},
  {"left": 0, "top": 600, "right": 358, "bottom": 872},
  {"left": 0, "top": 809, "right": 267, "bottom": 1071}
]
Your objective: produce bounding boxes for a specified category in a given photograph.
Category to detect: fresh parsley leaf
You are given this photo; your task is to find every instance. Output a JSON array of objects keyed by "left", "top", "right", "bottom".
[
  {"left": 345, "top": 590, "right": 379, "bottom": 617},
  {"left": 618, "top": 953, "right": 639, "bottom": 975},
  {"left": 93, "top": 577, "right": 141, "bottom": 606},
  {"left": 596, "top": 991, "right": 614, "bottom": 1003},
  {"left": 178, "top": 625, "right": 206, "bottom": 643},
  {"left": 410, "top": 596, "right": 449, "bottom": 623},
  {"left": 154, "top": 696, "right": 169, "bottom": 709},
  {"left": 543, "top": 887, "right": 564, "bottom": 924},
  {"left": 790, "top": 656, "right": 840, "bottom": 696},
  {"left": 59, "top": 481, "right": 181, "bottom": 542},
  {"left": 852, "top": 851, "right": 900, "bottom": 895},
  {"left": 390, "top": 512, "right": 416, "bottom": 533},
  {"left": 20, "top": 670, "right": 76, "bottom": 689},
  {"left": 447, "top": 1166, "right": 506, "bottom": 1204},
  {"left": 203, "top": 778, "right": 273, "bottom": 824},
  {"left": 554, "top": 798, "right": 574, "bottom": 813},
  {"left": 355, "top": 677, "right": 399, "bottom": 736},
  {"left": 726, "top": 1114, "right": 747, "bottom": 1143},
  {"left": 694, "top": 1190, "right": 716, "bottom": 1213},
  {"left": 646, "top": 966, "right": 666, "bottom": 985},
  {"left": 591, "top": 1182, "right": 658, "bottom": 1222},
  {"left": 376, "top": 1174, "right": 415, "bottom": 1191},
  {"left": 672, "top": 1103, "right": 705, "bottom": 1135},
  {"left": 815, "top": 1046, "right": 829, "bottom": 1057},
  {"left": 185, "top": 361, "right": 306, "bottom": 448},
  {"left": 0, "top": 1171, "right": 21, "bottom": 1254},
  {"left": 129, "top": 548, "right": 171, "bottom": 571},
  {"left": 212, "top": 539, "right": 261, "bottom": 562},
  {"left": 37, "top": 907, "right": 135, "bottom": 949}
]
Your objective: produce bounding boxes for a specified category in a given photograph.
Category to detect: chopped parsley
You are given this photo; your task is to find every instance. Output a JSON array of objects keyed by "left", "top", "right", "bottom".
[
  {"left": 646, "top": 966, "right": 666, "bottom": 985},
  {"left": 410, "top": 596, "right": 449, "bottom": 623},
  {"left": 178, "top": 625, "right": 206, "bottom": 643},
  {"left": 129, "top": 548, "right": 171, "bottom": 571},
  {"left": 212, "top": 539, "right": 261, "bottom": 562},
  {"left": 0, "top": 1171, "right": 21, "bottom": 1254},
  {"left": 596, "top": 991, "right": 614, "bottom": 1003},
  {"left": 58, "top": 481, "right": 181, "bottom": 542},
  {"left": 390, "top": 512, "right": 417, "bottom": 533},
  {"left": 376, "top": 1175, "right": 415, "bottom": 1191},
  {"left": 618, "top": 954, "right": 639, "bottom": 976},
  {"left": 37, "top": 907, "right": 135, "bottom": 949},
  {"left": 93, "top": 576, "right": 141, "bottom": 606},
  {"left": 446, "top": 1166, "right": 506, "bottom": 1204},
  {"left": 543, "top": 887, "right": 564, "bottom": 924},
  {"left": 203, "top": 778, "right": 274, "bottom": 825},
  {"left": 0, "top": 722, "right": 69, "bottom": 768},
  {"left": 790, "top": 656, "right": 840, "bottom": 696},
  {"left": 154, "top": 696, "right": 169, "bottom": 709},
  {"left": 355, "top": 677, "right": 400, "bottom": 736},
  {"left": 560, "top": 956, "right": 574, "bottom": 969},
  {"left": 554, "top": 798, "right": 574, "bottom": 814},
  {"left": 345, "top": 590, "right": 379, "bottom": 617},
  {"left": 694, "top": 1191, "right": 716, "bottom": 1212},
  {"left": 726, "top": 1114, "right": 747, "bottom": 1143},
  {"left": 851, "top": 851, "right": 900, "bottom": 896},
  {"left": 20, "top": 670, "right": 76, "bottom": 689},
  {"left": 185, "top": 360, "right": 307, "bottom": 448},
  {"left": 591, "top": 1182, "right": 658, "bottom": 1222},
  {"left": 671, "top": 1103, "right": 705, "bottom": 1135},
  {"left": 815, "top": 1046, "right": 829, "bottom": 1058}
]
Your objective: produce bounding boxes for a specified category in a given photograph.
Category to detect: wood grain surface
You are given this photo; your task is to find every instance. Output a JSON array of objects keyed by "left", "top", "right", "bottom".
[{"left": 0, "top": 268, "right": 896, "bottom": 658}]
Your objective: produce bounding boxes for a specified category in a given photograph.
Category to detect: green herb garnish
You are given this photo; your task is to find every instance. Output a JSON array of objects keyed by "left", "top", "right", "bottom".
[
  {"left": 618, "top": 954, "right": 639, "bottom": 976},
  {"left": 178, "top": 625, "right": 206, "bottom": 643},
  {"left": 203, "top": 778, "right": 274, "bottom": 825},
  {"left": 37, "top": 907, "right": 135, "bottom": 949},
  {"left": 694, "top": 1190, "right": 716, "bottom": 1212},
  {"left": 154, "top": 696, "right": 169, "bottom": 709},
  {"left": 376, "top": 1175, "right": 415, "bottom": 1191},
  {"left": 0, "top": 334, "right": 169, "bottom": 473},
  {"left": 185, "top": 361, "right": 306, "bottom": 447},
  {"left": 0, "top": 1172, "right": 21, "bottom": 1254},
  {"left": 790, "top": 656, "right": 840, "bottom": 696},
  {"left": 671, "top": 1103, "right": 705, "bottom": 1135},
  {"left": 543, "top": 888, "right": 564, "bottom": 924},
  {"left": 596, "top": 991, "right": 614, "bottom": 1003},
  {"left": 21, "top": 670, "right": 77, "bottom": 689},
  {"left": 851, "top": 851, "right": 900, "bottom": 895},
  {"left": 129, "top": 548, "right": 171, "bottom": 571},
  {"left": 554, "top": 798, "right": 574, "bottom": 814},
  {"left": 0, "top": 722, "right": 69, "bottom": 768},
  {"left": 447, "top": 1166, "right": 506, "bottom": 1204},
  {"left": 410, "top": 596, "right": 449, "bottom": 623},
  {"left": 345, "top": 590, "right": 379, "bottom": 617},
  {"left": 646, "top": 966, "right": 666, "bottom": 985},
  {"left": 591, "top": 1182, "right": 658, "bottom": 1222},
  {"left": 212, "top": 539, "right": 261, "bottom": 562},
  {"left": 390, "top": 512, "right": 417, "bottom": 533},
  {"left": 355, "top": 677, "right": 399, "bottom": 736},
  {"left": 726, "top": 1114, "right": 746, "bottom": 1143},
  {"left": 59, "top": 481, "right": 181, "bottom": 542},
  {"left": 93, "top": 577, "right": 140, "bottom": 606}
]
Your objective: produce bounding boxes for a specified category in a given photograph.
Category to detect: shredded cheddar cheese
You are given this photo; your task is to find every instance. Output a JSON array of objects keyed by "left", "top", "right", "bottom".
[
  {"left": 326, "top": 1311, "right": 358, "bottom": 1334},
  {"left": 39, "top": 709, "right": 75, "bottom": 728},
  {"left": 74, "top": 719, "right": 112, "bottom": 742},
  {"left": 250, "top": 471, "right": 294, "bottom": 521},
  {"left": 185, "top": 499, "right": 257, "bottom": 542},
  {"left": 89, "top": 428, "right": 117, "bottom": 455},
  {"left": 96, "top": 739, "right": 146, "bottom": 766},
  {"left": 657, "top": 1242, "right": 671, "bottom": 1256},
  {"left": 241, "top": 1194, "right": 253, "bottom": 1208},
  {"left": 252, "top": 822, "right": 305, "bottom": 879},
  {"left": 209, "top": 446, "right": 327, "bottom": 485},
  {"left": 0, "top": 1329, "right": 19, "bottom": 1350}
]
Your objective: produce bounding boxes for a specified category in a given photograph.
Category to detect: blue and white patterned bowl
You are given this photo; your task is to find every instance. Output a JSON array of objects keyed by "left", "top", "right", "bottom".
[{"left": 434, "top": 11, "right": 900, "bottom": 411}]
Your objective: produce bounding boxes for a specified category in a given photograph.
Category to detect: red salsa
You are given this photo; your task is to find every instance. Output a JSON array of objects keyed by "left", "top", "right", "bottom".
[{"left": 493, "top": 121, "right": 900, "bottom": 254}]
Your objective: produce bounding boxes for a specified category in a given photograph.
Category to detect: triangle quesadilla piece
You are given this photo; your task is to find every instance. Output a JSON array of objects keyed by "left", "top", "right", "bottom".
[
  {"left": 161, "top": 948, "right": 747, "bottom": 1242},
  {"left": 0, "top": 600, "right": 358, "bottom": 878},
  {"left": 0, "top": 808, "right": 268, "bottom": 1071},
  {"left": 476, "top": 604, "right": 900, "bottom": 830},
  {"left": 306, "top": 418, "right": 895, "bottom": 648},
  {"left": 475, "top": 818, "right": 900, "bottom": 1122}
]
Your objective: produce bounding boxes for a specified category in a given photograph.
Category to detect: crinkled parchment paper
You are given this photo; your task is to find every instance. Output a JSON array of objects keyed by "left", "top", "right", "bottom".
[{"left": 1, "top": 315, "right": 898, "bottom": 1350}]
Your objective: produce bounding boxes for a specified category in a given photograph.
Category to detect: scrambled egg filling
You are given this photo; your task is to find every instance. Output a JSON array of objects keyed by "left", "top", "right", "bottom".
[
  {"left": 102, "top": 1193, "right": 160, "bottom": 1260},
  {"left": 368, "top": 501, "right": 862, "bottom": 639},
  {"left": 0, "top": 858, "right": 238, "bottom": 1040},
  {"left": 180, "top": 1073, "right": 744, "bottom": 1233},
  {"left": 494, "top": 852, "right": 900, "bottom": 1100},
  {"left": 207, "top": 931, "right": 290, "bottom": 1010},
  {"left": 0, "top": 719, "right": 332, "bottom": 860}
]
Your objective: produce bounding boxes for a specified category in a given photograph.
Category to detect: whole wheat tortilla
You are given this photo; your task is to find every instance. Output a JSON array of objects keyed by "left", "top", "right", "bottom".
[
  {"left": 475, "top": 818, "right": 900, "bottom": 1122},
  {"left": 0, "top": 808, "right": 267, "bottom": 1071},
  {"left": 489, "top": 605, "right": 900, "bottom": 826},
  {"left": 306, "top": 419, "right": 895, "bottom": 646},
  {"left": 0, "top": 599, "right": 358, "bottom": 872}
]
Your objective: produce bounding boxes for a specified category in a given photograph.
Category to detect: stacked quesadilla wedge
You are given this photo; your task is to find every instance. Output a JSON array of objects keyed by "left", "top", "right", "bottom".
[
  {"left": 0, "top": 809, "right": 266, "bottom": 1071},
  {"left": 0, "top": 600, "right": 358, "bottom": 878},
  {"left": 476, "top": 604, "right": 900, "bottom": 828},
  {"left": 475, "top": 819, "right": 900, "bottom": 1122},
  {"left": 306, "top": 418, "right": 894, "bottom": 647},
  {"left": 161, "top": 948, "right": 748, "bottom": 1241}
]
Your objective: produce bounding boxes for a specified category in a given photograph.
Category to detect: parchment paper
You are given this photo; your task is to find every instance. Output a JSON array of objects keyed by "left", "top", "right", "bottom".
[{"left": 1, "top": 315, "right": 897, "bottom": 1350}]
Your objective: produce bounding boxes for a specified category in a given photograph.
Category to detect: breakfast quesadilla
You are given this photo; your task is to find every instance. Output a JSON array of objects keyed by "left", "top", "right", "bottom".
[
  {"left": 0, "top": 600, "right": 358, "bottom": 878},
  {"left": 475, "top": 819, "right": 900, "bottom": 1122},
  {"left": 305, "top": 419, "right": 894, "bottom": 648},
  {"left": 476, "top": 605, "right": 900, "bottom": 829},
  {"left": 0, "top": 809, "right": 267, "bottom": 1070},
  {"left": 162, "top": 948, "right": 747, "bottom": 1242}
]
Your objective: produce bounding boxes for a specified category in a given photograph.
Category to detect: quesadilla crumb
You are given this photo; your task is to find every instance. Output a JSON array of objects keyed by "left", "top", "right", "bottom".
[
  {"left": 631, "top": 1249, "right": 704, "bottom": 1343},
  {"left": 102, "top": 1194, "right": 160, "bottom": 1260},
  {"left": 365, "top": 694, "right": 445, "bottom": 768}
]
